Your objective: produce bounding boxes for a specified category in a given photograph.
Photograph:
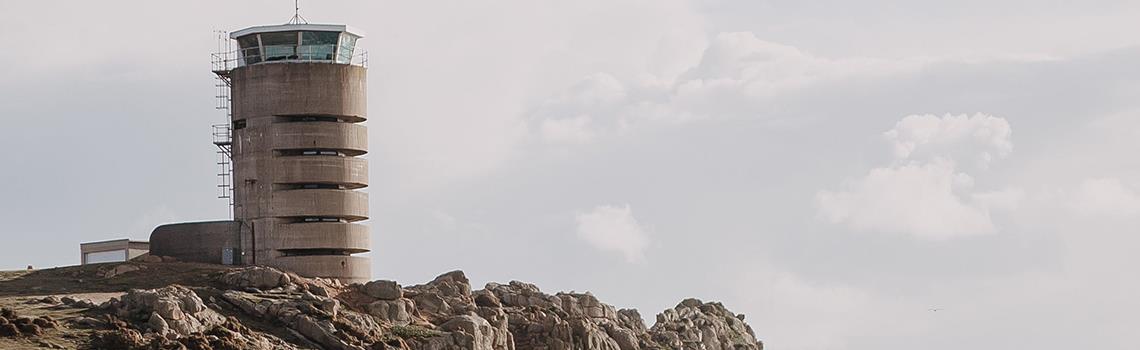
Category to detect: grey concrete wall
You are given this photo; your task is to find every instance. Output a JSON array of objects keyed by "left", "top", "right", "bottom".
[
  {"left": 268, "top": 222, "right": 370, "bottom": 252},
  {"left": 270, "top": 122, "right": 368, "bottom": 155},
  {"left": 150, "top": 221, "right": 241, "bottom": 264},
  {"left": 269, "top": 189, "right": 369, "bottom": 221},
  {"left": 275, "top": 157, "right": 368, "bottom": 189},
  {"left": 231, "top": 63, "right": 367, "bottom": 121},
  {"left": 229, "top": 62, "right": 371, "bottom": 282}
]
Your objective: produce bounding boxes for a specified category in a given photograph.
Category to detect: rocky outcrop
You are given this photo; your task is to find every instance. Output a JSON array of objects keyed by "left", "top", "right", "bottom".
[
  {"left": 9, "top": 265, "right": 761, "bottom": 350},
  {"left": 365, "top": 280, "right": 404, "bottom": 300},
  {"left": 650, "top": 299, "right": 762, "bottom": 350},
  {"left": 368, "top": 271, "right": 763, "bottom": 350},
  {"left": 220, "top": 266, "right": 294, "bottom": 290},
  {"left": 109, "top": 285, "right": 226, "bottom": 337},
  {"left": 221, "top": 268, "right": 764, "bottom": 350}
]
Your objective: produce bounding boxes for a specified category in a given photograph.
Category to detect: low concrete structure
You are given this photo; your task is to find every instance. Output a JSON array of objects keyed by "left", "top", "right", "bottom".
[
  {"left": 150, "top": 221, "right": 242, "bottom": 265},
  {"left": 80, "top": 239, "right": 149, "bottom": 265}
]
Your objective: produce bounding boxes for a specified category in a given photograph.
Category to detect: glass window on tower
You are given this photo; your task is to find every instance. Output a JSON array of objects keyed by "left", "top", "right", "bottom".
[
  {"left": 236, "top": 34, "right": 261, "bottom": 65},
  {"left": 301, "top": 31, "right": 339, "bottom": 61},
  {"left": 261, "top": 31, "right": 299, "bottom": 61},
  {"left": 337, "top": 34, "right": 357, "bottom": 63}
]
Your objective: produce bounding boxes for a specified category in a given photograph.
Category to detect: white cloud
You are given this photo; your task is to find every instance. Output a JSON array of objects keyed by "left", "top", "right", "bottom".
[
  {"left": 884, "top": 113, "right": 1013, "bottom": 169},
  {"left": 817, "top": 160, "right": 1000, "bottom": 239},
  {"left": 818, "top": 114, "right": 1018, "bottom": 239},
  {"left": 681, "top": 32, "right": 927, "bottom": 95},
  {"left": 1071, "top": 178, "right": 1140, "bottom": 217},
  {"left": 532, "top": 74, "right": 627, "bottom": 144},
  {"left": 530, "top": 32, "right": 932, "bottom": 144},
  {"left": 575, "top": 204, "right": 650, "bottom": 263},
  {"left": 369, "top": 0, "right": 706, "bottom": 188}
]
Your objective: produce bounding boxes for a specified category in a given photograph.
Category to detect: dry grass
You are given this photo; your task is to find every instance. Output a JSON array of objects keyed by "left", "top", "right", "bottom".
[{"left": 0, "top": 261, "right": 237, "bottom": 349}]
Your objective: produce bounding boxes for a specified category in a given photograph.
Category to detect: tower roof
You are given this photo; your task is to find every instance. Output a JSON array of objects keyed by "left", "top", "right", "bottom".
[{"left": 230, "top": 23, "right": 365, "bottom": 39}]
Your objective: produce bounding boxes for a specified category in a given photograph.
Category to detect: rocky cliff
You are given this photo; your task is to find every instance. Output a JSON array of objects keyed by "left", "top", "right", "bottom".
[{"left": 0, "top": 261, "right": 763, "bottom": 350}]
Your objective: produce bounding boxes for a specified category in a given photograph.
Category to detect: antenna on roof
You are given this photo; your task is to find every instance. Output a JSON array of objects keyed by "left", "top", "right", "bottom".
[{"left": 287, "top": 0, "right": 309, "bottom": 24}]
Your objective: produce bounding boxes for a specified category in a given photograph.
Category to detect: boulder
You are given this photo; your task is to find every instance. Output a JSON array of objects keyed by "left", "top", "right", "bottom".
[
  {"left": 557, "top": 292, "right": 617, "bottom": 320},
  {"left": 114, "top": 285, "right": 225, "bottom": 337},
  {"left": 0, "top": 324, "right": 18, "bottom": 337},
  {"left": 616, "top": 309, "right": 647, "bottom": 333},
  {"left": 648, "top": 300, "right": 763, "bottom": 350},
  {"left": 366, "top": 299, "right": 413, "bottom": 325},
  {"left": 62, "top": 297, "right": 97, "bottom": 309},
  {"left": 440, "top": 315, "right": 498, "bottom": 350},
  {"left": 363, "top": 280, "right": 403, "bottom": 300},
  {"left": 604, "top": 326, "right": 640, "bottom": 350},
  {"left": 220, "top": 266, "right": 293, "bottom": 290},
  {"left": 292, "top": 315, "right": 364, "bottom": 350},
  {"left": 37, "top": 296, "right": 61, "bottom": 304},
  {"left": 147, "top": 311, "right": 170, "bottom": 334},
  {"left": 16, "top": 323, "right": 42, "bottom": 336},
  {"left": 32, "top": 316, "right": 58, "bottom": 329},
  {"left": 473, "top": 290, "right": 501, "bottom": 308},
  {"left": 70, "top": 316, "right": 103, "bottom": 328},
  {"left": 89, "top": 327, "right": 146, "bottom": 349},
  {"left": 429, "top": 271, "right": 472, "bottom": 298}
]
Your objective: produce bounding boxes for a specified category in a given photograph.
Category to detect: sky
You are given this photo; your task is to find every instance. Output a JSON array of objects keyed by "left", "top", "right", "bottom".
[{"left": 1, "top": 1, "right": 1139, "bottom": 349}]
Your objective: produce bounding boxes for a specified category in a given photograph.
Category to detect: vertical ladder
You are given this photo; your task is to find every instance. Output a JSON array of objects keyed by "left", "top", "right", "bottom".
[
  {"left": 213, "top": 124, "right": 233, "bottom": 211},
  {"left": 212, "top": 30, "right": 235, "bottom": 217}
]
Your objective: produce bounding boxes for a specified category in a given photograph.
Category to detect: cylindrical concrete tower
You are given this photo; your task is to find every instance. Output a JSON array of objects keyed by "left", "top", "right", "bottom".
[{"left": 227, "top": 24, "right": 370, "bottom": 283}]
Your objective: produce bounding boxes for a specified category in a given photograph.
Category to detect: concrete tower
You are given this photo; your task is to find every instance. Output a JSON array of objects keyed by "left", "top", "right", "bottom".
[{"left": 227, "top": 23, "right": 370, "bottom": 283}]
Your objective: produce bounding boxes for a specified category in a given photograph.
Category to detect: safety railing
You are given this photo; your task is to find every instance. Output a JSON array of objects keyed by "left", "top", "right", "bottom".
[{"left": 212, "top": 45, "right": 368, "bottom": 72}]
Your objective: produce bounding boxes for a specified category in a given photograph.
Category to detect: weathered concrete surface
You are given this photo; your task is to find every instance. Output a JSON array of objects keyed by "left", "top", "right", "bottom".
[
  {"left": 269, "top": 222, "right": 371, "bottom": 253},
  {"left": 275, "top": 156, "right": 368, "bottom": 189},
  {"left": 270, "top": 122, "right": 369, "bottom": 155},
  {"left": 229, "top": 62, "right": 371, "bottom": 283},
  {"left": 231, "top": 63, "right": 367, "bottom": 121},
  {"left": 270, "top": 189, "right": 369, "bottom": 221},
  {"left": 149, "top": 221, "right": 241, "bottom": 265}
]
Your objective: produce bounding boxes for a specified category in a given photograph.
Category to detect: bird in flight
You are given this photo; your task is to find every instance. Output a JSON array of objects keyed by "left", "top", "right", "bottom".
[{"left": 928, "top": 308, "right": 943, "bottom": 312}]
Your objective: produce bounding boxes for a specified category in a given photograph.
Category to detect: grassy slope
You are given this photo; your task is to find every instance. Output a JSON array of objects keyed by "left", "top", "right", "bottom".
[{"left": 0, "top": 262, "right": 235, "bottom": 349}]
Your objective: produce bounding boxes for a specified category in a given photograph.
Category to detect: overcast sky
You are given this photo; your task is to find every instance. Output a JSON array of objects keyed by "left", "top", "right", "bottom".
[{"left": 2, "top": 1, "right": 1140, "bottom": 349}]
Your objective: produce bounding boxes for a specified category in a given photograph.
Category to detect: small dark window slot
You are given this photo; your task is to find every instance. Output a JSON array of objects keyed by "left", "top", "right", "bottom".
[
  {"left": 279, "top": 249, "right": 351, "bottom": 257},
  {"left": 279, "top": 149, "right": 346, "bottom": 157},
  {"left": 295, "top": 217, "right": 346, "bottom": 223},
  {"left": 280, "top": 115, "right": 342, "bottom": 123},
  {"left": 296, "top": 183, "right": 344, "bottom": 190}
]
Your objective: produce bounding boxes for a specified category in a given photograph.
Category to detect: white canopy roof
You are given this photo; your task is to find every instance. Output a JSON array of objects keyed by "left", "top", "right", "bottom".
[{"left": 230, "top": 23, "right": 365, "bottom": 39}]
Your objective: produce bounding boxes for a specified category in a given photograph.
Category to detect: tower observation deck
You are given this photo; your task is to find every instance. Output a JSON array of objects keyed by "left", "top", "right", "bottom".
[{"left": 220, "top": 23, "right": 370, "bottom": 282}]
